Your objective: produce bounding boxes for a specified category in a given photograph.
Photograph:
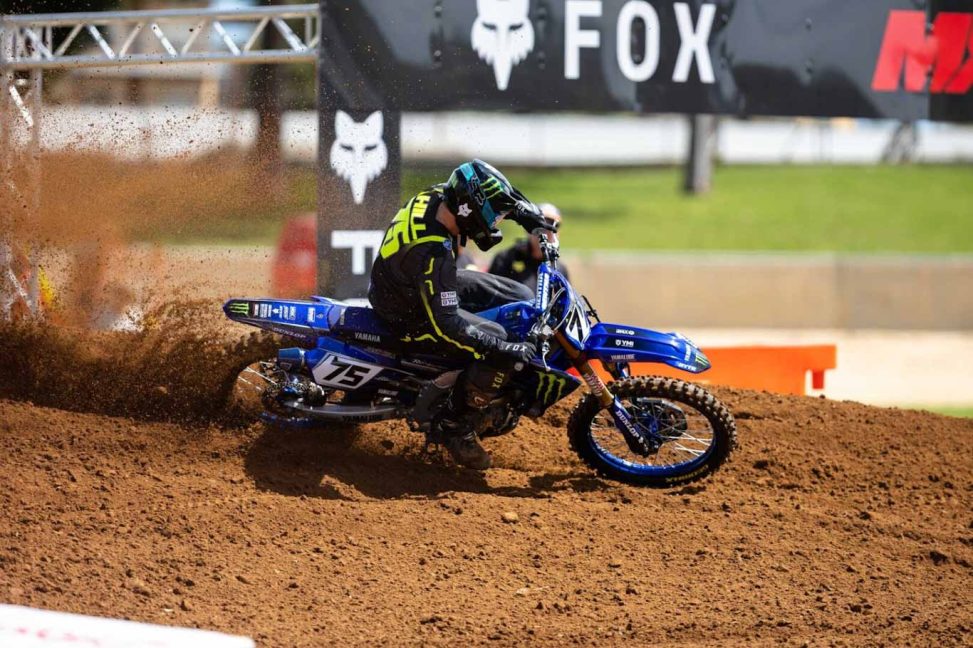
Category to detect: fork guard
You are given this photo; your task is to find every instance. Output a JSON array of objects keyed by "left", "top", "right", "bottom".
[{"left": 584, "top": 324, "right": 711, "bottom": 374}]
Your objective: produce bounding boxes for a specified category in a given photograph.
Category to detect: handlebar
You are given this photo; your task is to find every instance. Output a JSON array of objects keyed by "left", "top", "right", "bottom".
[
  {"left": 532, "top": 227, "right": 560, "bottom": 264},
  {"left": 525, "top": 222, "right": 563, "bottom": 370}
]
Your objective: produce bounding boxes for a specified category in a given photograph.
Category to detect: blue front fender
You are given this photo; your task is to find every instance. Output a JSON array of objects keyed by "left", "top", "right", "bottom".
[{"left": 584, "top": 323, "right": 711, "bottom": 374}]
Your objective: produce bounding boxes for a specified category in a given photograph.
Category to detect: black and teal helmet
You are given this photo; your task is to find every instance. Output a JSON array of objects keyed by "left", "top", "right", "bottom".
[{"left": 444, "top": 159, "right": 526, "bottom": 251}]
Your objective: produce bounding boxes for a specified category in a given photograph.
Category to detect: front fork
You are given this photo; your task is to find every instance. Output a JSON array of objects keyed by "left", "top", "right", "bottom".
[{"left": 554, "top": 332, "right": 656, "bottom": 455}]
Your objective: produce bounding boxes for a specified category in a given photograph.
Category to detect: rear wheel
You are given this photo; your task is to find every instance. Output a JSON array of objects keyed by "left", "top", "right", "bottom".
[
  {"left": 228, "top": 360, "right": 280, "bottom": 418},
  {"left": 568, "top": 376, "right": 736, "bottom": 487},
  {"left": 228, "top": 359, "right": 335, "bottom": 428}
]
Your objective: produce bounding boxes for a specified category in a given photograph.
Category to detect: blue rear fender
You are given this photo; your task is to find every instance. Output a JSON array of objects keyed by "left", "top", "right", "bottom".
[
  {"left": 224, "top": 296, "right": 406, "bottom": 367},
  {"left": 584, "top": 323, "right": 711, "bottom": 374},
  {"left": 223, "top": 297, "right": 336, "bottom": 339}
]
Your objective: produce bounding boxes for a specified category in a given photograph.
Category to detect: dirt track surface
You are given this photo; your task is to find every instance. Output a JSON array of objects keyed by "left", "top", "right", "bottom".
[{"left": 1, "top": 391, "right": 971, "bottom": 647}]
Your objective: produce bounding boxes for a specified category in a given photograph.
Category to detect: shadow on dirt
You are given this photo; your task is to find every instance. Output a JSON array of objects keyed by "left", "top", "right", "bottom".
[{"left": 243, "top": 424, "right": 612, "bottom": 500}]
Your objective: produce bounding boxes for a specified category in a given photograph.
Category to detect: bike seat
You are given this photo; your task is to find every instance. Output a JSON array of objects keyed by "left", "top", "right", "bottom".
[{"left": 328, "top": 304, "right": 403, "bottom": 350}]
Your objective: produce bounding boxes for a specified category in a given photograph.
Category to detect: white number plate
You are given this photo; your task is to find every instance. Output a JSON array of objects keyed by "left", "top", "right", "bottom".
[{"left": 311, "top": 354, "right": 383, "bottom": 389}]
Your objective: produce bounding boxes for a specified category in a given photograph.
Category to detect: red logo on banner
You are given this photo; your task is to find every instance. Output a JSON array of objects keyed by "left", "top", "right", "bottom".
[{"left": 872, "top": 10, "right": 973, "bottom": 94}]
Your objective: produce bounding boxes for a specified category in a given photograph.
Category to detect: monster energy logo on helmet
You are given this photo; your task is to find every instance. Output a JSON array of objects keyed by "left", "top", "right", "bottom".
[
  {"left": 536, "top": 372, "right": 568, "bottom": 404},
  {"left": 444, "top": 159, "right": 522, "bottom": 253},
  {"left": 481, "top": 176, "right": 505, "bottom": 199}
]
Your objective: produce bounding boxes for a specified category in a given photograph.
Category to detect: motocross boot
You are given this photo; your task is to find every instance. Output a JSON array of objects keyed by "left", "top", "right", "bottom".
[
  {"left": 444, "top": 430, "right": 492, "bottom": 471},
  {"left": 439, "top": 394, "right": 492, "bottom": 470}
]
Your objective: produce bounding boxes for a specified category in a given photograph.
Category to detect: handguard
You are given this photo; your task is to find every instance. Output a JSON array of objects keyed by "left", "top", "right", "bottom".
[{"left": 510, "top": 201, "right": 556, "bottom": 233}]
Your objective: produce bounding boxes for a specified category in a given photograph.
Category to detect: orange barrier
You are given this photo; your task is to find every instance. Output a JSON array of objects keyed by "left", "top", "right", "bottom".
[
  {"left": 271, "top": 213, "right": 317, "bottom": 299},
  {"left": 593, "top": 345, "right": 837, "bottom": 396}
]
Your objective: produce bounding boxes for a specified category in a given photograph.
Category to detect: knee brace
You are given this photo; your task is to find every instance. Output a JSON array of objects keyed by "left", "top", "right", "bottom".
[{"left": 462, "top": 363, "right": 511, "bottom": 409}]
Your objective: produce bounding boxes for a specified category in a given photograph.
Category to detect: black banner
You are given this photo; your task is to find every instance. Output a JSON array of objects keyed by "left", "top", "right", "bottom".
[
  {"left": 317, "top": 4, "right": 402, "bottom": 300},
  {"left": 320, "top": 0, "right": 973, "bottom": 122},
  {"left": 316, "top": 107, "right": 401, "bottom": 301}
]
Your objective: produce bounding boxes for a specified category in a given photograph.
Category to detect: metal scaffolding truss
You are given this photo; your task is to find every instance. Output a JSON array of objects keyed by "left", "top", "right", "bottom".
[
  {"left": 0, "top": 4, "right": 320, "bottom": 319},
  {"left": 0, "top": 3, "right": 319, "bottom": 70},
  {"left": 0, "top": 66, "right": 42, "bottom": 319}
]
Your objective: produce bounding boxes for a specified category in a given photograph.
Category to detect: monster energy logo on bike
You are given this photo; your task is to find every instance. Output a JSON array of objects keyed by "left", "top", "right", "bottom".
[
  {"left": 536, "top": 372, "right": 568, "bottom": 404},
  {"left": 227, "top": 301, "right": 250, "bottom": 316}
]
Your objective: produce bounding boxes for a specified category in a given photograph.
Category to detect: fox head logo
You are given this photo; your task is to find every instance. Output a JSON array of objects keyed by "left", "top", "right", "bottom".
[
  {"left": 471, "top": 0, "right": 535, "bottom": 91},
  {"left": 330, "top": 110, "right": 388, "bottom": 205}
]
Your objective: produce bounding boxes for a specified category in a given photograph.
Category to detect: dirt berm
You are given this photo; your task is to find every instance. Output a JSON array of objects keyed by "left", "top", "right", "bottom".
[{"left": 1, "top": 388, "right": 970, "bottom": 646}]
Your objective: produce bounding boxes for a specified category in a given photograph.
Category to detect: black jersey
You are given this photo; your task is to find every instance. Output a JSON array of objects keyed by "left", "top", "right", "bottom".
[{"left": 368, "top": 187, "right": 505, "bottom": 360}]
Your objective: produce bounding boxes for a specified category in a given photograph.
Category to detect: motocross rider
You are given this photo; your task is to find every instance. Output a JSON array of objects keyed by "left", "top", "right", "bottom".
[{"left": 368, "top": 160, "right": 553, "bottom": 470}]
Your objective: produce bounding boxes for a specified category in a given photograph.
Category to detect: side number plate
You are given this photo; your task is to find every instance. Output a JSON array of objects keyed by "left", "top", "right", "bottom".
[{"left": 311, "top": 354, "right": 383, "bottom": 389}]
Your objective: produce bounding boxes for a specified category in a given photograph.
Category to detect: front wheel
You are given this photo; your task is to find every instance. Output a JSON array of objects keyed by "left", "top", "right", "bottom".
[{"left": 568, "top": 376, "right": 736, "bottom": 487}]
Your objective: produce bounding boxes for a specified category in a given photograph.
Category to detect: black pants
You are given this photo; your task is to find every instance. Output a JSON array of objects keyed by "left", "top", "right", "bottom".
[
  {"left": 456, "top": 269, "right": 534, "bottom": 313},
  {"left": 406, "top": 271, "right": 532, "bottom": 405}
]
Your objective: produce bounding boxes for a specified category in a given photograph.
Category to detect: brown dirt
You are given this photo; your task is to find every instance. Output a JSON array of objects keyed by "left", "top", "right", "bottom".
[
  {"left": 1, "top": 389, "right": 970, "bottom": 646},
  {"left": 0, "top": 309, "right": 277, "bottom": 424},
  {"left": 2, "top": 149, "right": 970, "bottom": 645},
  {"left": 1, "top": 151, "right": 300, "bottom": 325},
  {"left": 33, "top": 151, "right": 293, "bottom": 245}
]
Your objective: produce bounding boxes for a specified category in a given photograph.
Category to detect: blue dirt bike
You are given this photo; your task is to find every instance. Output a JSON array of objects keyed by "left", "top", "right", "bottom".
[{"left": 224, "top": 232, "right": 735, "bottom": 487}]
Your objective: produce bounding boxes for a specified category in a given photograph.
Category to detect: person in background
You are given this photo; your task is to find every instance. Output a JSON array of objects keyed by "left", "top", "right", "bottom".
[{"left": 488, "top": 202, "right": 569, "bottom": 289}]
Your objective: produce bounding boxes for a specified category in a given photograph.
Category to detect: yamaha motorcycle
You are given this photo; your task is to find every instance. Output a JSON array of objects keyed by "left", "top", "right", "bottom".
[{"left": 224, "top": 232, "right": 735, "bottom": 487}]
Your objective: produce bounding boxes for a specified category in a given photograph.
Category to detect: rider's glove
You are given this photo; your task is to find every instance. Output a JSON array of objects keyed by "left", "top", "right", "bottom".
[
  {"left": 494, "top": 340, "right": 537, "bottom": 364},
  {"left": 509, "top": 201, "right": 556, "bottom": 235}
]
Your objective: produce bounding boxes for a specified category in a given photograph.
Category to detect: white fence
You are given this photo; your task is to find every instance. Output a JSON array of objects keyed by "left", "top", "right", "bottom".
[{"left": 21, "top": 105, "right": 973, "bottom": 165}]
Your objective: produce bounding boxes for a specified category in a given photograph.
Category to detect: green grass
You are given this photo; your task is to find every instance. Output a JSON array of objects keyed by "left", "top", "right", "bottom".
[
  {"left": 492, "top": 165, "right": 973, "bottom": 253},
  {"left": 912, "top": 405, "right": 973, "bottom": 418},
  {"left": 147, "top": 164, "right": 973, "bottom": 252},
  {"left": 402, "top": 164, "right": 973, "bottom": 253}
]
